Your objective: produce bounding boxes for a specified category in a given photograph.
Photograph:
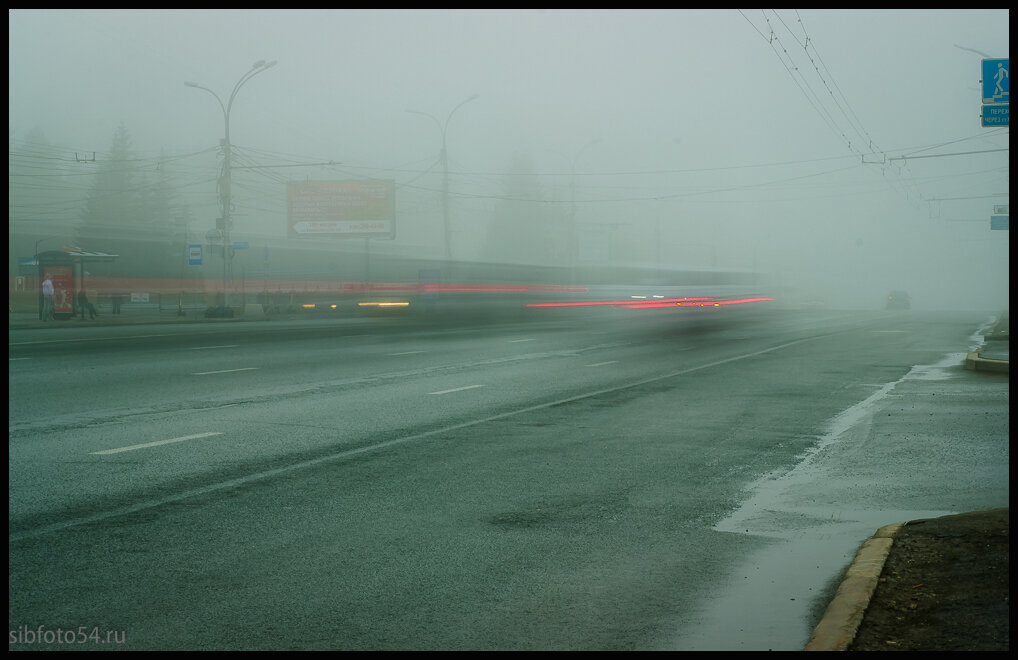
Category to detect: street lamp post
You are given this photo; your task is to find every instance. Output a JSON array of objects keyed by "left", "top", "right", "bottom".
[
  {"left": 186, "top": 60, "right": 276, "bottom": 309},
  {"left": 407, "top": 94, "right": 479, "bottom": 263},
  {"left": 549, "top": 138, "right": 600, "bottom": 276},
  {"left": 566, "top": 139, "right": 600, "bottom": 272}
]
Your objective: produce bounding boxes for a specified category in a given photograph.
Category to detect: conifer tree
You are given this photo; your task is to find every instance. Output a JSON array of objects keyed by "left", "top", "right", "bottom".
[
  {"left": 483, "top": 151, "right": 566, "bottom": 266},
  {"left": 76, "top": 122, "right": 177, "bottom": 278}
]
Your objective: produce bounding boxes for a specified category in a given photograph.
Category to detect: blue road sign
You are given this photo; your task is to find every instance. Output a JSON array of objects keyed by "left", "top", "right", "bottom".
[
  {"left": 990, "top": 215, "right": 1009, "bottom": 231},
  {"left": 982, "top": 59, "right": 1009, "bottom": 105},
  {"left": 188, "top": 244, "right": 202, "bottom": 266},
  {"left": 981, "top": 103, "right": 1009, "bottom": 127}
]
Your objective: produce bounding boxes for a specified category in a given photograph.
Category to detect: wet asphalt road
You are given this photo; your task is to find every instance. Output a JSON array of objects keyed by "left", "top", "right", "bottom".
[{"left": 8, "top": 309, "right": 1009, "bottom": 650}]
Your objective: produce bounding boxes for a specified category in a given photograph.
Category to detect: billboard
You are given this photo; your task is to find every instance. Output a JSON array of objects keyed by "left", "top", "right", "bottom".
[{"left": 287, "top": 180, "right": 395, "bottom": 239}]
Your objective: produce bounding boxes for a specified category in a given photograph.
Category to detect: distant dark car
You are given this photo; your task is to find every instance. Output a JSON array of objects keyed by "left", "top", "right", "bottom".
[{"left": 886, "top": 290, "right": 911, "bottom": 310}]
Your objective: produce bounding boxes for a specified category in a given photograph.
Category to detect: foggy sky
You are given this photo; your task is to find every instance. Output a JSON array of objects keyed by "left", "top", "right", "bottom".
[{"left": 8, "top": 9, "right": 1010, "bottom": 310}]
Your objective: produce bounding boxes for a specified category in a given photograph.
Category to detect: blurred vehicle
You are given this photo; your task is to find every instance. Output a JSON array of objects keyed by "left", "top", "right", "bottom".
[{"left": 886, "top": 290, "right": 911, "bottom": 310}]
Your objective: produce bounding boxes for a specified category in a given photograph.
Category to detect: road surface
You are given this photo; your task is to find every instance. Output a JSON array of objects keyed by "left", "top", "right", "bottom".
[{"left": 8, "top": 308, "right": 1009, "bottom": 650}]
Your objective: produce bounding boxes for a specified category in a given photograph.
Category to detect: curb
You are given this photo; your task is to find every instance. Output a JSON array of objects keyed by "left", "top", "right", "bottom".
[
  {"left": 964, "top": 351, "right": 1009, "bottom": 373},
  {"left": 803, "top": 523, "right": 903, "bottom": 651}
]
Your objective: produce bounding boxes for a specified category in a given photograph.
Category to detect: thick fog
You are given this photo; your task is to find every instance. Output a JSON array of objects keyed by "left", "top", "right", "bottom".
[{"left": 9, "top": 9, "right": 1010, "bottom": 310}]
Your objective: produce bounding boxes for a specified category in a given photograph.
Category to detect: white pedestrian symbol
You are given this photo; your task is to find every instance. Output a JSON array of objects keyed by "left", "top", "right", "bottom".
[{"left": 993, "top": 62, "right": 1008, "bottom": 98}]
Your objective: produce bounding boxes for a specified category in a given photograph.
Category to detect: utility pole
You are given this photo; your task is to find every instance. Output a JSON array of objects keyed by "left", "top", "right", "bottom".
[
  {"left": 407, "top": 94, "right": 479, "bottom": 263},
  {"left": 186, "top": 60, "right": 276, "bottom": 309},
  {"left": 549, "top": 138, "right": 600, "bottom": 280},
  {"left": 567, "top": 138, "right": 600, "bottom": 273}
]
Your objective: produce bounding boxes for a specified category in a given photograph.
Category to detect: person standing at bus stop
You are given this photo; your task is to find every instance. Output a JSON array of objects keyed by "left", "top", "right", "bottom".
[
  {"left": 77, "top": 288, "right": 97, "bottom": 320},
  {"left": 41, "top": 274, "right": 55, "bottom": 321}
]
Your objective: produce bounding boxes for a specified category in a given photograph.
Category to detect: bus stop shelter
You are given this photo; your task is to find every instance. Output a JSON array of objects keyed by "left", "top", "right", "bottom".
[{"left": 35, "top": 247, "right": 118, "bottom": 320}]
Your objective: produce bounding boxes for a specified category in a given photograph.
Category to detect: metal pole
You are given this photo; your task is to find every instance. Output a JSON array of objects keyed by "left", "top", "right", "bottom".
[
  {"left": 441, "top": 135, "right": 450, "bottom": 263},
  {"left": 222, "top": 111, "right": 231, "bottom": 307},
  {"left": 186, "top": 60, "right": 276, "bottom": 311},
  {"left": 407, "top": 94, "right": 478, "bottom": 264},
  {"left": 569, "top": 139, "right": 600, "bottom": 273}
]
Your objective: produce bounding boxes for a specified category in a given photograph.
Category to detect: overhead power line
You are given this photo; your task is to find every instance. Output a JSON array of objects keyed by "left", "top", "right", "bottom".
[{"left": 888, "top": 148, "right": 1009, "bottom": 162}]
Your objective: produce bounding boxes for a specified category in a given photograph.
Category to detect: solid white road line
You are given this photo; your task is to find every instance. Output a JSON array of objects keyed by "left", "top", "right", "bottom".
[
  {"left": 192, "top": 367, "right": 259, "bottom": 375},
  {"left": 90, "top": 432, "right": 223, "bottom": 455},
  {"left": 429, "top": 384, "right": 486, "bottom": 395}
]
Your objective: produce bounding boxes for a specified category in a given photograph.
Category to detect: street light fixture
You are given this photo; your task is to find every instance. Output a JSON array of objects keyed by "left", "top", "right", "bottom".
[
  {"left": 406, "top": 94, "right": 480, "bottom": 263},
  {"left": 954, "top": 44, "right": 995, "bottom": 59},
  {"left": 185, "top": 59, "right": 277, "bottom": 309}
]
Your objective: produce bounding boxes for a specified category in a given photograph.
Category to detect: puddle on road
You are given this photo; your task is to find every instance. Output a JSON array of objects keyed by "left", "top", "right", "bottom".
[
  {"left": 663, "top": 343, "right": 975, "bottom": 651},
  {"left": 665, "top": 507, "right": 953, "bottom": 651}
]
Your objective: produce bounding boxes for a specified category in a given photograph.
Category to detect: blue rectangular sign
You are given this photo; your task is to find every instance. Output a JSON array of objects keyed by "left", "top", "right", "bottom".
[
  {"left": 982, "top": 59, "right": 1009, "bottom": 105},
  {"left": 187, "top": 244, "right": 202, "bottom": 266},
  {"left": 981, "top": 104, "right": 1009, "bottom": 127},
  {"left": 990, "top": 215, "right": 1009, "bottom": 230}
]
